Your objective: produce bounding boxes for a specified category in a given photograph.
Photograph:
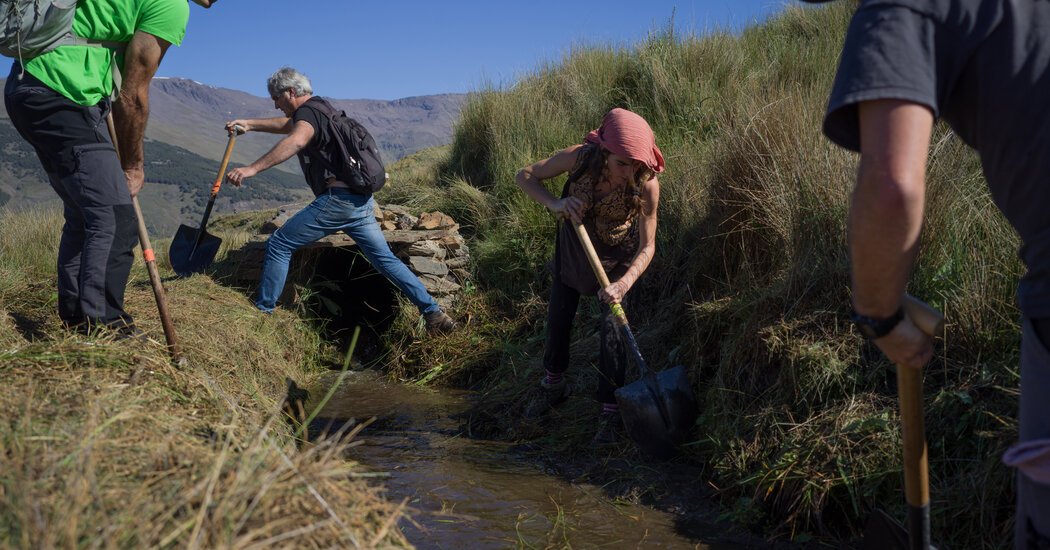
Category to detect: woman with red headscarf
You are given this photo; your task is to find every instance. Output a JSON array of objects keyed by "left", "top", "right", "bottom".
[{"left": 515, "top": 108, "right": 664, "bottom": 444}]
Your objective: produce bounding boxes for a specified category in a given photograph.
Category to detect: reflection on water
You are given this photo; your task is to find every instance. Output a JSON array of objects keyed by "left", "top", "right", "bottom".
[{"left": 306, "top": 371, "right": 741, "bottom": 549}]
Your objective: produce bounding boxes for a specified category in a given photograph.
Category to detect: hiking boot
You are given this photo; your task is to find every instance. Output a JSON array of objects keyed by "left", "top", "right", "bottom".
[
  {"left": 592, "top": 412, "right": 623, "bottom": 445},
  {"left": 524, "top": 377, "right": 572, "bottom": 418},
  {"left": 424, "top": 309, "right": 459, "bottom": 335},
  {"left": 114, "top": 325, "right": 150, "bottom": 343}
]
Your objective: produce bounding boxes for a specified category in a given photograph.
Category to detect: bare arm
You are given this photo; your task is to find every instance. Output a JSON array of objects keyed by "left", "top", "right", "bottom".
[
  {"left": 850, "top": 99, "right": 934, "bottom": 369},
  {"left": 598, "top": 176, "right": 659, "bottom": 304},
  {"left": 226, "top": 120, "right": 314, "bottom": 186},
  {"left": 112, "top": 30, "right": 170, "bottom": 197},
  {"left": 515, "top": 144, "right": 586, "bottom": 223},
  {"left": 225, "top": 117, "right": 292, "bottom": 134}
]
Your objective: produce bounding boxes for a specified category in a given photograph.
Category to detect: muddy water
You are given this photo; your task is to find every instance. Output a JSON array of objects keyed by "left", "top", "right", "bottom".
[{"left": 307, "top": 371, "right": 741, "bottom": 550}]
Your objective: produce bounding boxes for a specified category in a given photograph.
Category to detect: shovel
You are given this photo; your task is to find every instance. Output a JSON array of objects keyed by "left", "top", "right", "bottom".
[
  {"left": 169, "top": 127, "right": 241, "bottom": 276},
  {"left": 572, "top": 223, "right": 698, "bottom": 459},
  {"left": 861, "top": 294, "right": 944, "bottom": 550},
  {"left": 105, "top": 113, "right": 182, "bottom": 363}
]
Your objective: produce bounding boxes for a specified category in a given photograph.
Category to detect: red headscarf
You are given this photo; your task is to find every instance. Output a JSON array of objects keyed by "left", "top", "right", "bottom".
[{"left": 584, "top": 108, "right": 665, "bottom": 173}]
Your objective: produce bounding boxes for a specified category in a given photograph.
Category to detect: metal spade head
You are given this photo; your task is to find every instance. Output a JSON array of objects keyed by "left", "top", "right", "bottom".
[
  {"left": 169, "top": 223, "right": 222, "bottom": 276},
  {"left": 615, "top": 364, "right": 697, "bottom": 460}
]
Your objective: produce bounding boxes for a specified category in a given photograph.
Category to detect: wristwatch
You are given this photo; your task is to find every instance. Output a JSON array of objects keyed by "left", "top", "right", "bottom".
[{"left": 851, "top": 306, "right": 904, "bottom": 339}]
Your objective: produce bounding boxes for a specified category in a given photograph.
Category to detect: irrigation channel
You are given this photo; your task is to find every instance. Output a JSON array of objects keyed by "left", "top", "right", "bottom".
[{"left": 300, "top": 369, "right": 746, "bottom": 549}]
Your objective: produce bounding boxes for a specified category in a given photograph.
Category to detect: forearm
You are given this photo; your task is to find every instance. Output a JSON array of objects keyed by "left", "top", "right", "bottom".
[
  {"left": 112, "top": 89, "right": 148, "bottom": 170},
  {"left": 249, "top": 137, "right": 304, "bottom": 173},
  {"left": 242, "top": 117, "right": 293, "bottom": 134},
  {"left": 848, "top": 159, "right": 924, "bottom": 317},
  {"left": 515, "top": 168, "right": 558, "bottom": 210},
  {"left": 618, "top": 243, "right": 655, "bottom": 290}
]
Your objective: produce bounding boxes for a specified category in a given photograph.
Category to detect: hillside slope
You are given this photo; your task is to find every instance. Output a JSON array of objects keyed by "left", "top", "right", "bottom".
[{"left": 378, "top": 4, "right": 1021, "bottom": 548}]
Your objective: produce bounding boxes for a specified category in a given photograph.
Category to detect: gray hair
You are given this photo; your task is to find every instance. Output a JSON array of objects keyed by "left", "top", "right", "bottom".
[{"left": 267, "top": 67, "right": 312, "bottom": 98}]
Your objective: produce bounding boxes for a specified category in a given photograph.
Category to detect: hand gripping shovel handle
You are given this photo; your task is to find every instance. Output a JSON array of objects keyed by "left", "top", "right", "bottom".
[
  {"left": 897, "top": 294, "right": 944, "bottom": 550},
  {"left": 106, "top": 113, "right": 181, "bottom": 363},
  {"left": 573, "top": 222, "right": 630, "bottom": 328},
  {"left": 191, "top": 127, "right": 241, "bottom": 256}
]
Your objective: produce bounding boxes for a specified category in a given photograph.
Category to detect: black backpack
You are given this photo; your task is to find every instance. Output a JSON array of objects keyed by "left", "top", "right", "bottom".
[{"left": 305, "top": 97, "right": 387, "bottom": 196}]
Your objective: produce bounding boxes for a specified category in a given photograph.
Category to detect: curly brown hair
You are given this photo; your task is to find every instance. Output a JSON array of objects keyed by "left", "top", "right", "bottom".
[{"left": 580, "top": 145, "right": 655, "bottom": 216}]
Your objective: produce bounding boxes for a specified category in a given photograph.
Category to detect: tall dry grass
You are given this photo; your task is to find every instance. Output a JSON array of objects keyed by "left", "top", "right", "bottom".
[
  {"left": 0, "top": 207, "right": 411, "bottom": 548},
  {"left": 384, "top": 3, "right": 1020, "bottom": 547}
]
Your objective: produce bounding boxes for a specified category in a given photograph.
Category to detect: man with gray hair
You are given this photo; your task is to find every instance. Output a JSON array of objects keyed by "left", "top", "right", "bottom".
[{"left": 225, "top": 67, "right": 458, "bottom": 335}]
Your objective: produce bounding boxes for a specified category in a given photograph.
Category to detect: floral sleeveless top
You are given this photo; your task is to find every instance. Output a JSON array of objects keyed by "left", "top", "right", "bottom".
[{"left": 553, "top": 144, "right": 640, "bottom": 294}]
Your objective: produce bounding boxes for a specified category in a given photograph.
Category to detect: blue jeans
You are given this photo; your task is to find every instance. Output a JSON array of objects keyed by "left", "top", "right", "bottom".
[{"left": 255, "top": 189, "right": 440, "bottom": 315}]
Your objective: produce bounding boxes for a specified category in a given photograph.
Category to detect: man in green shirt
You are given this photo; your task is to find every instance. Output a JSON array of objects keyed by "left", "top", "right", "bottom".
[{"left": 4, "top": 0, "right": 215, "bottom": 337}]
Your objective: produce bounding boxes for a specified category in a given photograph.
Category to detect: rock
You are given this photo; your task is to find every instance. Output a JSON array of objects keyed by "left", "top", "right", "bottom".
[
  {"left": 408, "top": 256, "right": 449, "bottom": 277},
  {"left": 415, "top": 211, "right": 457, "bottom": 230},
  {"left": 445, "top": 256, "right": 469, "bottom": 269},
  {"left": 380, "top": 220, "right": 397, "bottom": 231},
  {"left": 382, "top": 204, "right": 416, "bottom": 218},
  {"left": 261, "top": 202, "right": 310, "bottom": 234},
  {"left": 419, "top": 274, "right": 461, "bottom": 296},
  {"left": 403, "top": 240, "right": 446, "bottom": 260}
]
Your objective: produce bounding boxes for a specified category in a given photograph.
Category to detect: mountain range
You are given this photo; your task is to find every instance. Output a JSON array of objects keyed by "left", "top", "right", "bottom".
[{"left": 0, "top": 76, "right": 465, "bottom": 235}]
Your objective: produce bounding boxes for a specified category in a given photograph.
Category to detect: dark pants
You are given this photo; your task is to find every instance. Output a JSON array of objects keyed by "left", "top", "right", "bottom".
[
  {"left": 4, "top": 66, "right": 137, "bottom": 329},
  {"left": 543, "top": 276, "right": 627, "bottom": 405},
  {"left": 1017, "top": 318, "right": 1050, "bottom": 549}
]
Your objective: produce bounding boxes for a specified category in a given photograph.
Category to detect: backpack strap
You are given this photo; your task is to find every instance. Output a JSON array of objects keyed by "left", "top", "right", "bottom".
[{"left": 299, "top": 97, "right": 362, "bottom": 185}]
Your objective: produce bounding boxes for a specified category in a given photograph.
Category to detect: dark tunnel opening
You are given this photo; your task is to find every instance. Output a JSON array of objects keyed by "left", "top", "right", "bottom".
[{"left": 296, "top": 246, "right": 400, "bottom": 362}]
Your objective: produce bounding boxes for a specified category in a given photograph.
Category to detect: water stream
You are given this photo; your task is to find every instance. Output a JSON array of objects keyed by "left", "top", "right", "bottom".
[{"left": 305, "top": 370, "right": 745, "bottom": 549}]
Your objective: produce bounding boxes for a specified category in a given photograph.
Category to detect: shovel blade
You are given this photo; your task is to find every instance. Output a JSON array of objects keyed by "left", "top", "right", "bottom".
[
  {"left": 615, "top": 365, "right": 697, "bottom": 459},
  {"left": 169, "top": 224, "right": 222, "bottom": 276}
]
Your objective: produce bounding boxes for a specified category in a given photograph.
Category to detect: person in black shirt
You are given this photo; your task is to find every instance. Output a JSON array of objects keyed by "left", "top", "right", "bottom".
[
  {"left": 224, "top": 67, "right": 457, "bottom": 335},
  {"left": 808, "top": 1, "right": 1050, "bottom": 546}
]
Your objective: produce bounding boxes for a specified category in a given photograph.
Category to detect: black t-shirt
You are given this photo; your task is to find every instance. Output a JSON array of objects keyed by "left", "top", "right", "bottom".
[
  {"left": 292, "top": 96, "right": 340, "bottom": 196},
  {"left": 823, "top": 0, "right": 1050, "bottom": 317}
]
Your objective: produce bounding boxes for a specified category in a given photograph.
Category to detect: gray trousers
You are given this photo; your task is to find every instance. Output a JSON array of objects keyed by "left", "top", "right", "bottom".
[
  {"left": 1017, "top": 317, "right": 1050, "bottom": 549},
  {"left": 4, "top": 65, "right": 138, "bottom": 329}
]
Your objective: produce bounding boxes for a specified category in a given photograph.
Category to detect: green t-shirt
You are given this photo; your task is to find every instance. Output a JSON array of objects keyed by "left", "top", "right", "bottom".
[{"left": 24, "top": 0, "right": 189, "bottom": 106}]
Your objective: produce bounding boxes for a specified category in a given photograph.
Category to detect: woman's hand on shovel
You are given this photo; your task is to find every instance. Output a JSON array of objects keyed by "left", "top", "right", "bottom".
[
  {"left": 549, "top": 196, "right": 585, "bottom": 224},
  {"left": 598, "top": 280, "right": 629, "bottom": 305},
  {"left": 872, "top": 315, "right": 934, "bottom": 370}
]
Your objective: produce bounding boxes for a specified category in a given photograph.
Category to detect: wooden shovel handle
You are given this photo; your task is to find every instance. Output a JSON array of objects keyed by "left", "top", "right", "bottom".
[
  {"left": 897, "top": 294, "right": 943, "bottom": 549},
  {"left": 902, "top": 294, "right": 944, "bottom": 339},
  {"left": 210, "top": 127, "right": 242, "bottom": 196},
  {"left": 573, "top": 222, "right": 628, "bottom": 323},
  {"left": 106, "top": 112, "right": 181, "bottom": 362}
]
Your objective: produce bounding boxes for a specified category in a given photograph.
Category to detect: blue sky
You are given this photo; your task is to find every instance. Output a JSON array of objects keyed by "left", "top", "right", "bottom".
[{"left": 163, "top": 0, "right": 801, "bottom": 100}]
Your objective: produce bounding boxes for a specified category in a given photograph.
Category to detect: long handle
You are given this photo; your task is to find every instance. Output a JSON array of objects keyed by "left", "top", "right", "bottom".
[
  {"left": 191, "top": 127, "right": 240, "bottom": 255},
  {"left": 897, "top": 294, "right": 944, "bottom": 550},
  {"left": 106, "top": 113, "right": 181, "bottom": 362},
  {"left": 573, "top": 222, "right": 629, "bottom": 325}
]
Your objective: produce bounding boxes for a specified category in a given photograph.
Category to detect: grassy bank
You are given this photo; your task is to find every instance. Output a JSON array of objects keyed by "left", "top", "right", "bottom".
[
  {"left": 381, "top": 3, "right": 1020, "bottom": 547},
  {"left": 0, "top": 208, "right": 410, "bottom": 548}
]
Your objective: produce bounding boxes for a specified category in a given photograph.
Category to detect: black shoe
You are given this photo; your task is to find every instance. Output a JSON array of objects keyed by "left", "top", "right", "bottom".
[
  {"left": 523, "top": 377, "right": 572, "bottom": 418},
  {"left": 592, "top": 412, "right": 623, "bottom": 445},
  {"left": 112, "top": 324, "right": 150, "bottom": 343}
]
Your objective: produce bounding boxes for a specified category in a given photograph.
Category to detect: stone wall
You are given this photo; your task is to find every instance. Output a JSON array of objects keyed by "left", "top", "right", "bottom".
[{"left": 226, "top": 202, "right": 470, "bottom": 309}]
